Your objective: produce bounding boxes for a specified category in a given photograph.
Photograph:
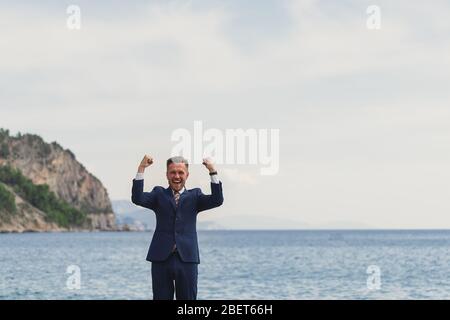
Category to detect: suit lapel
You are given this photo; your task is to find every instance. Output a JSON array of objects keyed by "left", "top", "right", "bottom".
[
  {"left": 178, "top": 189, "right": 189, "bottom": 207},
  {"left": 165, "top": 187, "right": 177, "bottom": 212},
  {"left": 165, "top": 186, "right": 190, "bottom": 212}
]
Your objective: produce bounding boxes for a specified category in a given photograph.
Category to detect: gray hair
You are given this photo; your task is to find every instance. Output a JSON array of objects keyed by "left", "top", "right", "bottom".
[{"left": 166, "top": 156, "right": 189, "bottom": 169}]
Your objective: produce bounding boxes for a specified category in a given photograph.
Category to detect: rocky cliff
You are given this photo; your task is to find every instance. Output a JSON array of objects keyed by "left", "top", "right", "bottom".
[{"left": 0, "top": 129, "right": 116, "bottom": 232}]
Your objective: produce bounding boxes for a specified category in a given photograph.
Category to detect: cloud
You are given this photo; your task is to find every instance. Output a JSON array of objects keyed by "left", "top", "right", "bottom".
[
  {"left": 1, "top": 0, "right": 450, "bottom": 227},
  {"left": 1, "top": 0, "right": 449, "bottom": 107},
  {"left": 221, "top": 168, "right": 258, "bottom": 185}
]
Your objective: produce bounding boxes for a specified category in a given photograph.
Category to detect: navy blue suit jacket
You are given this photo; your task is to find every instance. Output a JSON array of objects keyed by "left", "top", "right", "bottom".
[{"left": 131, "top": 179, "right": 224, "bottom": 263}]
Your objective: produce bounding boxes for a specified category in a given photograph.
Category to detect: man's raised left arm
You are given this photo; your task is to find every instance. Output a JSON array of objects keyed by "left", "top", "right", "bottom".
[{"left": 197, "top": 158, "right": 224, "bottom": 212}]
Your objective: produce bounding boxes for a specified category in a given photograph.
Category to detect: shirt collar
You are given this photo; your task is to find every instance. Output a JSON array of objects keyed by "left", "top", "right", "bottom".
[{"left": 172, "top": 187, "right": 185, "bottom": 195}]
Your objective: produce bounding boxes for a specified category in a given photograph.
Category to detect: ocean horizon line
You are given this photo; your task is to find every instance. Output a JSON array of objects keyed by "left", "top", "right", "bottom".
[{"left": 3, "top": 228, "right": 450, "bottom": 234}]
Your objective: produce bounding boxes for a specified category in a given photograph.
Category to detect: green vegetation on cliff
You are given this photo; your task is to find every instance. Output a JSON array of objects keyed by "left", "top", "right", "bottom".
[
  {"left": 0, "top": 165, "right": 87, "bottom": 228},
  {"left": 0, "top": 183, "right": 17, "bottom": 213}
]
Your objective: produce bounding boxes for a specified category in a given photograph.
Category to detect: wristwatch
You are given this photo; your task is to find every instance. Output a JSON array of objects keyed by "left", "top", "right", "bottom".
[{"left": 209, "top": 171, "right": 218, "bottom": 176}]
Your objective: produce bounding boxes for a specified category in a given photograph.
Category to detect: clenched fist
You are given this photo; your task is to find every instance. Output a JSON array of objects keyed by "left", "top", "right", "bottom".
[
  {"left": 138, "top": 155, "right": 153, "bottom": 173},
  {"left": 202, "top": 157, "right": 216, "bottom": 173}
]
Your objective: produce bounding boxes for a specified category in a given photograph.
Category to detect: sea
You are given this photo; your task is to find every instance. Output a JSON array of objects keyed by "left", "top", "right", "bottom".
[{"left": 1, "top": 230, "right": 450, "bottom": 300}]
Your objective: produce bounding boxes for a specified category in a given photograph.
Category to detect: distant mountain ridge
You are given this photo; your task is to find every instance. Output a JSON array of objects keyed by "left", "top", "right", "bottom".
[
  {"left": 112, "top": 200, "right": 375, "bottom": 230},
  {"left": 112, "top": 200, "right": 219, "bottom": 231},
  {"left": 0, "top": 128, "right": 115, "bottom": 232},
  {"left": 112, "top": 200, "right": 309, "bottom": 230}
]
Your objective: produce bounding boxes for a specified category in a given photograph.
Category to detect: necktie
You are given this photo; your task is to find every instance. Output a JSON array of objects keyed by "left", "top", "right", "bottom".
[
  {"left": 174, "top": 191, "right": 180, "bottom": 207},
  {"left": 173, "top": 190, "right": 180, "bottom": 253}
]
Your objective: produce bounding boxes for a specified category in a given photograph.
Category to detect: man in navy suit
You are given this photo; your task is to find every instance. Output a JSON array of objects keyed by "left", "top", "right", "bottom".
[{"left": 131, "top": 155, "right": 224, "bottom": 300}]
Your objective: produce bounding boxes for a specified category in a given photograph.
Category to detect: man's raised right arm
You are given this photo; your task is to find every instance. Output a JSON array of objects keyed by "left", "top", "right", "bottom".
[{"left": 131, "top": 155, "right": 158, "bottom": 210}]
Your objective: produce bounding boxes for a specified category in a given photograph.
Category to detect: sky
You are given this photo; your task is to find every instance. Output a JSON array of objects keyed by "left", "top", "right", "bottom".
[{"left": 1, "top": 0, "right": 450, "bottom": 228}]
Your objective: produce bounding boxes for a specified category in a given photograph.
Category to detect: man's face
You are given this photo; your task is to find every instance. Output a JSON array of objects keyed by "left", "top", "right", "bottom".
[{"left": 166, "top": 163, "right": 189, "bottom": 192}]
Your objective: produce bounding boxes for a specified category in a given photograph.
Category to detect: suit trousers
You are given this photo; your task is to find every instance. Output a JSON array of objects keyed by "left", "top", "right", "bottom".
[{"left": 151, "top": 250, "right": 198, "bottom": 300}]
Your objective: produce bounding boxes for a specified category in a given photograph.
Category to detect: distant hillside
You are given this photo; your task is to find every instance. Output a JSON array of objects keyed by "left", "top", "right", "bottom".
[
  {"left": 112, "top": 200, "right": 375, "bottom": 230},
  {"left": 112, "top": 200, "right": 218, "bottom": 231},
  {"left": 0, "top": 128, "right": 115, "bottom": 232},
  {"left": 113, "top": 199, "right": 154, "bottom": 231},
  {"left": 112, "top": 200, "right": 308, "bottom": 230}
]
